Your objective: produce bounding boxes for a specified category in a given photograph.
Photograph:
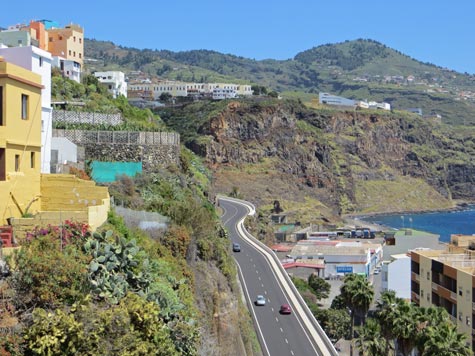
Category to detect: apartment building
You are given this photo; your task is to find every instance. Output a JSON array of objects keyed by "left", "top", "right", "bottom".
[
  {"left": 128, "top": 80, "right": 253, "bottom": 99},
  {"left": 411, "top": 234, "right": 475, "bottom": 350},
  {"left": 0, "top": 21, "right": 84, "bottom": 83},
  {"left": 0, "top": 45, "right": 53, "bottom": 173},
  {"left": 47, "top": 24, "right": 84, "bottom": 68},
  {"left": 0, "top": 57, "right": 43, "bottom": 224},
  {"left": 94, "top": 71, "right": 127, "bottom": 98}
]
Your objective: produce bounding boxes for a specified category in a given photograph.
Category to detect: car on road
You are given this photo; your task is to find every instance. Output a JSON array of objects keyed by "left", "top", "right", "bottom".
[
  {"left": 374, "top": 267, "right": 381, "bottom": 274},
  {"left": 232, "top": 243, "right": 241, "bottom": 252},
  {"left": 280, "top": 304, "right": 292, "bottom": 314},
  {"left": 255, "top": 295, "right": 266, "bottom": 306}
]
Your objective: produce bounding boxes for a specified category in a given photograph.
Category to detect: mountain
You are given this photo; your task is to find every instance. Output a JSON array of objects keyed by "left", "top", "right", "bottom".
[{"left": 85, "top": 38, "right": 475, "bottom": 125}]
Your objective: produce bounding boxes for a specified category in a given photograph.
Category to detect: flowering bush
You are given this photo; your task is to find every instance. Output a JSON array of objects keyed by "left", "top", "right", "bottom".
[{"left": 26, "top": 220, "right": 90, "bottom": 248}]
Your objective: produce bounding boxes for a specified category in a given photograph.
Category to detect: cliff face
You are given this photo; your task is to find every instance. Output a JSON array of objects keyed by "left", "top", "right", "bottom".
[{"left": 191, "top": 100, "right": 474, "bottom": 215}]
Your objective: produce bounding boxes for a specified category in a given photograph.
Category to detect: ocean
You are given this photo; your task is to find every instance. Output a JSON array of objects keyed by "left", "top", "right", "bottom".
[{"left": 363, "top": 206, "right": 475, "bottom": 243}]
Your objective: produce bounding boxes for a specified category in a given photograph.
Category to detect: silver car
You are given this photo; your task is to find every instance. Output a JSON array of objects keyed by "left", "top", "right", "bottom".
[{"left": 256, "top": 295, "right": 266, "bottom": 306}]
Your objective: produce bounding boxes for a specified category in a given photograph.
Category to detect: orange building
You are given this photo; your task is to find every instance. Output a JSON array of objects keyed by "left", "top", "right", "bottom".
[
  {"left": 27, "top": 21, "right": 48, "bottom": 51},
  {"left": 47, "top": 24, "right": 84, "bottom": 67}
]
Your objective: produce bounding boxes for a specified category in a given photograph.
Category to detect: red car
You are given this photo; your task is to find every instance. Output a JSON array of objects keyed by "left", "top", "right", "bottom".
[{"left": 280, "top": 304, "right": 292, "bottom": 314}]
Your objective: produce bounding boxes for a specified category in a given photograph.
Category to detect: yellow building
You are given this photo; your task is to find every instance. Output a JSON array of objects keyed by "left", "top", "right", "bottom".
[
  {"left": 47, "top": 24, "right": 84, "bottom": 67},
  {"left": 0, "top": 57, "right": 43, "bottom": 224},
  {"left": 411, "top": 236, "right": 475, "bottom": 350}
]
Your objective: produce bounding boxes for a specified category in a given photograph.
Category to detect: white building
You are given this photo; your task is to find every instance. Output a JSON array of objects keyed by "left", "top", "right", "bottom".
[
  {"left": 50, "top": 137, "right": 77, "bottom": 173},
  {"left": 94, "top": 71, "right": 127, "bottom": 98},
  {"left": 212, "top": 88, "right": 237, "bottom": 100},
  {"left": 52, "top": 56, "right": 81, "bottom": 83},
  {"left": 0, "top": 45, "right": 53, "bottom": 173},
  {"left": 381, "top": 253, "right": 411, "bottom": 300},
  {"left": 289, "top": 240, "right": 383, "bottom": 278},
  {"left": 128, "top": 80, "right": 253, "bottom": 99}
]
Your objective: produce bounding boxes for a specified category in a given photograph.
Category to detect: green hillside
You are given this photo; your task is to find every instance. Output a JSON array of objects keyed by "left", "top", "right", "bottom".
[{"left": 84, "top": 38, "right": 475, "bottom": 125}]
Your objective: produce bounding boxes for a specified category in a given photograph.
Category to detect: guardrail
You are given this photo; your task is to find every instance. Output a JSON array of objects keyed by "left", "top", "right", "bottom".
[{"left": 220, "top": 196, "right": 338, "bottom": 356}]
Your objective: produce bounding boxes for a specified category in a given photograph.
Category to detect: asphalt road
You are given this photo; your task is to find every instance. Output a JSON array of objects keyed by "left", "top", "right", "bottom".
[{"left": 220, "top": 197, "right": 336, "bottom": 356}]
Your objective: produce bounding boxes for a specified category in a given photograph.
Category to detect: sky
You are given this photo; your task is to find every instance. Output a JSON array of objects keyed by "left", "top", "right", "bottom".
[{"left": 2, "top": 0, "right": 475, "bottom": 74}]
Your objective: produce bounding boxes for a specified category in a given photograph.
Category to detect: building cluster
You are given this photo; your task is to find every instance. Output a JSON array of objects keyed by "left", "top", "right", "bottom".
[
  {"left": 276, "top": 220, "right": 475, "bottom": 350},
  {"left": 0, "top": 20, "right": 84, "bottom": 83},
  {"left": 128, "top": 79, "right": 253, "bottom": 101},
  {"left": 0, "top": 20, "right": 110, "bottom": 249}
]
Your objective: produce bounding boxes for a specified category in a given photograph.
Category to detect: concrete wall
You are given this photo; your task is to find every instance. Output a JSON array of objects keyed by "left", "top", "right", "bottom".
[
  {"left": 40, "top": 174, "right": 109, "bottom": 212},
  {"left": 384, "top": 255, "right": 411, "bottom": 299}
]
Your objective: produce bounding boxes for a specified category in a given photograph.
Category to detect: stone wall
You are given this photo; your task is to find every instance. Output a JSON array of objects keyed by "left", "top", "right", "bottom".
[
  {"left": 53, "top": 129, "right": 181, "bottom": 171},
  {"left": 85, "top": 143, "right": 180, "bottom": 171}
]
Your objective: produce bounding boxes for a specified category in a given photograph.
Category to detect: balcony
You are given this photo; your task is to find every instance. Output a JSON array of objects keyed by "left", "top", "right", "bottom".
[{"left": 411, "top": 272, "right": 420, "bottom": 282}]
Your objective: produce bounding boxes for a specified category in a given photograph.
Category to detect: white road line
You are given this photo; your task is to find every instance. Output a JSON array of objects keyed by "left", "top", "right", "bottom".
[
  {"left": 285, "top": 338, "right": 289, "bottom": 344},
  {"left": 291, "top": 350, "right": 295, "bottom": 355},
  {"left": 280, "top": 328, "right": 284, "bottom": 333},
  {"left": 275, "top": 317, "right": 279, "bottom": 322}
]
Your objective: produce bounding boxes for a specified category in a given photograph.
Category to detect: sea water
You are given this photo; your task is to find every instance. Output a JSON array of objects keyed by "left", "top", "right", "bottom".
[{"left": 364, "top": 206, "right": 475, "bottom": 243}]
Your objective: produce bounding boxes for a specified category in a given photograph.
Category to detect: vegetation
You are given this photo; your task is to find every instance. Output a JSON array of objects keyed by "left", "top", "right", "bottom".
[
  {"left": 355, "top": 290, "right": 473, "bottom": 356},
  {"left": 85, "top": 38, "right": 475, "bottom": 125},
  {"left": 52, "top": 71, "right": 166, "bottom": 131}
]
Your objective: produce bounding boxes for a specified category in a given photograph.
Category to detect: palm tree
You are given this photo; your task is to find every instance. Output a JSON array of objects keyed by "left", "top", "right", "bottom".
[
  {"left": 390, "top": 300, "right": 419, "bottom": 356},
  {"left": 421, "top": 321, "right": 472, "bottom": 356},
  {"left": 355, "top": 318, "right": 389, "bottom": 356},
  {"left": 375, "top": 290, "right": 399, "bottom": 355},
  {"left": 340, "top": 273, "right": 374, "bottom": 356}
]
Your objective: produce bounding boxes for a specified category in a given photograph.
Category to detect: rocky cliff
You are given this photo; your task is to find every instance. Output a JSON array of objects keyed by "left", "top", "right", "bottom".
[{"left": 178, "top": 99, "right": 475, "bottom": 219}]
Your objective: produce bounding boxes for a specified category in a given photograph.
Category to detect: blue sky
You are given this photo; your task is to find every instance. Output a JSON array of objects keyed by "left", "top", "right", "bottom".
[{"left": 2, "top": 0, "right": 475, "bottom": 74}]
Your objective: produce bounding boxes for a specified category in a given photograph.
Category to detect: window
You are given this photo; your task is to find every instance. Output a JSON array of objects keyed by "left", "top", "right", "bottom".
[
  {"left": 79, "top": 53, "right": 82, "bottom": 59},
  {"left": 69, "top": 50, "right": 71, "bottom": 56},
  {"left": 39, "top": 56, "right": 43, "bottom": 67},
  {"left": 30, "top": 152, "right": 35, "bottom": 168},
  {"left": 73, "top": 36, "right": 76, "bottom": 42},
  {"left": 427, "top": 272, "right": 430, "bottom": 280},
  {"left": 49, "top": 37, "right": 53, "bottom": 42},
  {"left": 21, "top": 94, "right": 28, "bottom": 120},
  {"left": 15, "top": 155, "right": 20, "bottom": 172},
  {"left": 0, "top": 148, "right": 5, "bottom": 181},
  {"left": 79, "top": 38, "right": 82, "bottom": 44}
]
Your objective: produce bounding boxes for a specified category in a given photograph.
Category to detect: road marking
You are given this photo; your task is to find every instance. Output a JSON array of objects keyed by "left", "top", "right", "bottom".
[
  {"left": 285, "top": 338, "right": 289, "bottom": 344},
  {"left": 258, "top": 276, "right": 261, "bottom": 281},
  {"left": 291, "top": 350, "right": 295, "bottom": 355},
  {"left": 271, "top": 307, "right": 274, "bottom": 312},
  {"left": 280, "top": 327, "right": 283, "bottom": 333},
  {"left": 261, "top": 283, "right": 264, "bottom": 288},
  {"left": 275, "top": 317, "right": 279, "bottom": 323}
]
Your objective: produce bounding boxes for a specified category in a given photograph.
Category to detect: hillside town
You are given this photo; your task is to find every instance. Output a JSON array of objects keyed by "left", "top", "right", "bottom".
[{"left": 1, "top": 18, "right": 475, "bottom": 356}]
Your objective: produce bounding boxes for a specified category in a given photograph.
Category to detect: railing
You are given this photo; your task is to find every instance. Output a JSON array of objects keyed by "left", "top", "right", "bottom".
[
  {"left": 411, "top": 272, "right": 420, "bottom": 282},
  {"left": 53, "top": 110, "right": 123, "bottom": 126},
  {"left": 53, "top": 129, "right": 180, "bottom": 146}
]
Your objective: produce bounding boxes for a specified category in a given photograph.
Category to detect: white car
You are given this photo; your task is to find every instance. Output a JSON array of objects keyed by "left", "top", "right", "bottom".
[{"left": 256, "top": 295, "right": 266, "bottom": 306}]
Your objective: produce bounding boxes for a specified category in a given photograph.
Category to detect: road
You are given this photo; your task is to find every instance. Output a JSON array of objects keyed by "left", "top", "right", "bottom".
[{"left": 219, "top": 197, "right": 337, "bottom": 356}]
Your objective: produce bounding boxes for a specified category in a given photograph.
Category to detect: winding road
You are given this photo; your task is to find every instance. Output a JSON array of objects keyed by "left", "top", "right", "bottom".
[{"left": 219, "top": 196, "right": 338, "bottom": 356}]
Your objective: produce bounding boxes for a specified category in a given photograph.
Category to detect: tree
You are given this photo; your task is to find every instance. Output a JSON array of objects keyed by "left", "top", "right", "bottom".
[
  {"left": 355, "top": 318, "right": 389, "bottom": 356},
  {"left": 159, "top": 92, "right": 173, "bottom": 103},
  {"left": 390, "top": 299, "right": 419, "bottom": 356},
  {"left": 307, "top": 273, "right": 330, "bottom": 300},
  {"left": 375, "top": 290, "right": 399, "bottom": 355},
  {"left": 421, "top": 321, "right": 471, "bottom": 356},
  {"left": 340, "top": 274, "right": 374, "bottom": 356}
]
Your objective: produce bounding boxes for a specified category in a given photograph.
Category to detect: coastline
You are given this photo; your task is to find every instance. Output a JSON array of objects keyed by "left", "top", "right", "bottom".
[{"left": 341, "top": 201, "right": 475, "bottom": 233}]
